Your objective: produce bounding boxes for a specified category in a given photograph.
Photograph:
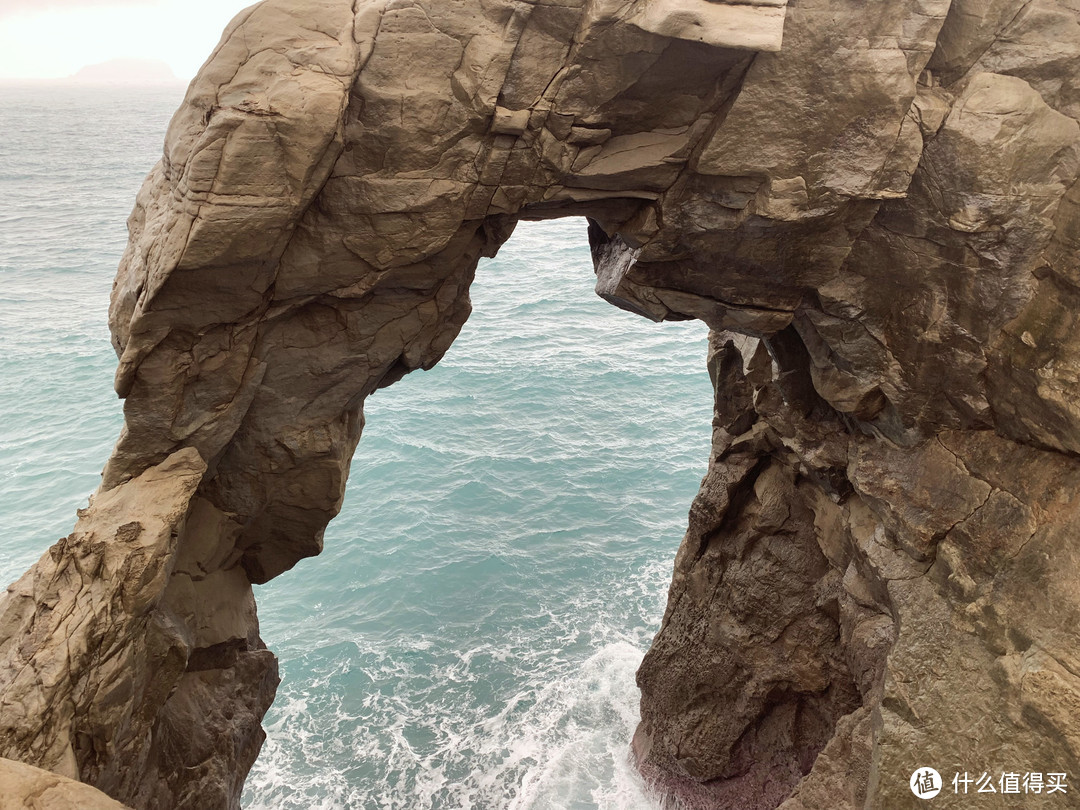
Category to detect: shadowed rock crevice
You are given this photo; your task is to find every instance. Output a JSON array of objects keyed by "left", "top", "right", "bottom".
[{"left": 2, "top": 0, "right": 1080, "bottom": 808}]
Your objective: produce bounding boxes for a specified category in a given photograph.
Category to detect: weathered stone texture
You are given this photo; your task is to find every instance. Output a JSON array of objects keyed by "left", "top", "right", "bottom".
[
  {"left": 0, "top": 757, "right": 131, "bottom": 809},
  {"left": 1, "top": 0, "right": 1079, "bottom": 807}
]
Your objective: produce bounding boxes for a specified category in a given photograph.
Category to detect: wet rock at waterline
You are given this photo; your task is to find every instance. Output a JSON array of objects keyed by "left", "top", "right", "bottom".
[{"left": 1, "top": 0, "right": 1080, "bottom": 808}]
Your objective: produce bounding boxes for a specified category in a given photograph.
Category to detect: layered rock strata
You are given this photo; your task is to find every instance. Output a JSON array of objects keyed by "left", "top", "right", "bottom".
[{"left": 1, "top": 0, "right": 1079, "bottom": 808}]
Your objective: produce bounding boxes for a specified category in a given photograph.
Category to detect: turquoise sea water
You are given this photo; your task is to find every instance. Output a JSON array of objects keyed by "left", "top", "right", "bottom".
[{"left": 0, "top": 84, "right": 712, "bottom": 809}]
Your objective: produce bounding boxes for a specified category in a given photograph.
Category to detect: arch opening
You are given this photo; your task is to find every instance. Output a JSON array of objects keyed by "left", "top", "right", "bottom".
[{"left": 242, "top": 217, "right": 713, "bottom": 808}]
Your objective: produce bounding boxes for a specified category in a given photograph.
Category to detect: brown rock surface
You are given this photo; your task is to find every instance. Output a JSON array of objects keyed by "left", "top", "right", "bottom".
[
  {"left": 0, "top": 757, "right": 131, "bottom": 809},
  {"left": 1, "top": 0, "right": 1079, "bottom": 808}
]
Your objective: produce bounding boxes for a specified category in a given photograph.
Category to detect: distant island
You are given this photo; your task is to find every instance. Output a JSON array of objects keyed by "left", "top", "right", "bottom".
[{"left": 71, "top": 58, "right": 183, "bottom": 86}]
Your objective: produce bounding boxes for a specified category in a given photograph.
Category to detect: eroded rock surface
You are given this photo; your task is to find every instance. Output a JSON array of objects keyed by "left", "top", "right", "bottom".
[
  {"left": 1, "top": 0, "right": 1079, "bottom": 807},
  {"left": 0, "top": 757, "right": 132, "bottom": 809}
]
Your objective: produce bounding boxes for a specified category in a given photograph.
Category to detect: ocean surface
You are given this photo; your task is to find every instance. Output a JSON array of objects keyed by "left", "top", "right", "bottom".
[{"left": 0, "top": 84, "right": 713, "bottom": 809}]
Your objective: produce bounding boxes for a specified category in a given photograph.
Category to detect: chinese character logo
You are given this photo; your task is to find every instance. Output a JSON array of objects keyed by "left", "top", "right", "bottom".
[{"left": 911, "top": 767, "right": 943, "bottom": 799}]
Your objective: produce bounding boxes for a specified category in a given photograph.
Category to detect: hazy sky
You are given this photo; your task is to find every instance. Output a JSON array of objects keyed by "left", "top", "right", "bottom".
[{"left": 0, "top": 0, "right": 256, "bottom": 80}]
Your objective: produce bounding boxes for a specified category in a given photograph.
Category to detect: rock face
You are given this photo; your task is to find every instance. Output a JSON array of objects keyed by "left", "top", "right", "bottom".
[
  {"left": 1, "top": 0, "right": 1079, "bottom": 808},
  {"left": 0, "top": 758, "right": 132, "bottom": 809}
]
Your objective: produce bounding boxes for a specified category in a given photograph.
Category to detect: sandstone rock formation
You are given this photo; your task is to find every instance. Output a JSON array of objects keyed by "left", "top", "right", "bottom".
[
  {"left": 1, "top": 0, "right": 1079, "bottom": 808},
  {"left": 0, "top": 758, "right": 132, "bottom": 809}
]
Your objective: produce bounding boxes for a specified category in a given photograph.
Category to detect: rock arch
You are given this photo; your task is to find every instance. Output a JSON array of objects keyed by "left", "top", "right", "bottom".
[{"left": 2, "top": 0, "right": 1080, "bottom": 808}]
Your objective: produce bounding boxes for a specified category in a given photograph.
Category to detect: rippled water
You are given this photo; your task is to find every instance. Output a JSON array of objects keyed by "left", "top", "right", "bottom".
[{"left": 0, "top": 84, "right": 712, "bottom": 809}]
